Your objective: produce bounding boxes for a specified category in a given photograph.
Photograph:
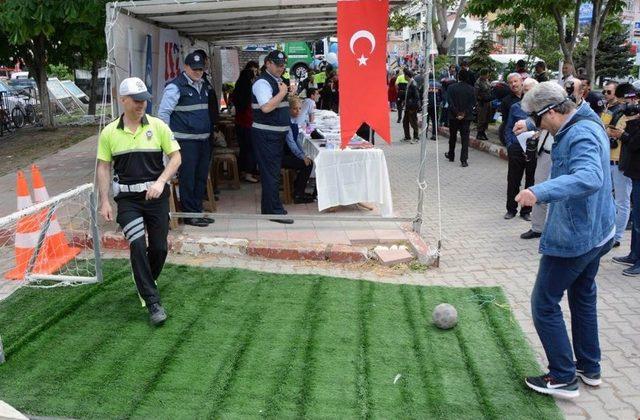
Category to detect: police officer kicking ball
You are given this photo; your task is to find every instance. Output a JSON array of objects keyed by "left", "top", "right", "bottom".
[
  {"left": 97, "top": 77, "right": 181, "bottom": 326},
  {"left": 252, "top": 50, "right": 295, "bottom": 224}
]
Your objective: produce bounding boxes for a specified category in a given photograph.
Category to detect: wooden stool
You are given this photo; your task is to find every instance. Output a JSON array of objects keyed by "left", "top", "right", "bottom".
[
  {"left": 280, "top": 168, "right": 295, "bottom": 205},
  {"left": 212, "top": 153, "right": 240, "bottom": 189},
  {"left": 203, "top": 174, "right": 217, "bottom": 213},
  {"left": 169, "top": 178, "right": 180, "bottom": 230}
]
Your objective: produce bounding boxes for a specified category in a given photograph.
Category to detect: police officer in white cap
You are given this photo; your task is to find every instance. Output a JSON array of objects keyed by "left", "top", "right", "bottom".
[
  {"left": 158, "top": 51, "right": 214, "bottom": 227},
  {"left": 97, "top": 77, "right": 181, "bottom": 325}
]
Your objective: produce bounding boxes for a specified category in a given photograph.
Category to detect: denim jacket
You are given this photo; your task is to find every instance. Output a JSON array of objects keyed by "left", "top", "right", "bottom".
[{"left": 529, "top": 103, "right": 615, "bottom": 257}]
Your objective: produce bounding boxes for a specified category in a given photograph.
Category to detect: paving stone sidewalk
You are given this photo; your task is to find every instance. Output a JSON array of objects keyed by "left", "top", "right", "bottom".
[{"left": 1, "top": 116, "right": 639, "bottom": 418}]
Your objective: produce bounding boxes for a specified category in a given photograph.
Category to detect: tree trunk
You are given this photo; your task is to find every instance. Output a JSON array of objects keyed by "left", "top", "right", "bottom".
[
  {"left": 31, "top": 35, "right": 55, "bottom": 130},
  {"left": 88, "top": 58, "right": 99, "bottom": 115},
  {"left": 586, "top": 0, "right": 614, "bottom": 85},
  {"left": 432, "top": 0, "right": 468, "bottom": 58}
]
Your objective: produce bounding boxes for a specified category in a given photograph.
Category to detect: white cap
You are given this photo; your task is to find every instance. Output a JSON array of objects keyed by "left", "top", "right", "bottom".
[{"left": 119, "top": 77, "right": 152, "bottom": 101}]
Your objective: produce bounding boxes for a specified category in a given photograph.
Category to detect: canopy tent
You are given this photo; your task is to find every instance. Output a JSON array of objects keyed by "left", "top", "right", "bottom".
[
  {"left": 111, "top": 0, "right": 407, "bottom": 46},
  {"left": 103, "top": 0, "right": 443, "bottom": 250},
  {"left": 106, "top": 0, "right": 408, "bottom": 116}
]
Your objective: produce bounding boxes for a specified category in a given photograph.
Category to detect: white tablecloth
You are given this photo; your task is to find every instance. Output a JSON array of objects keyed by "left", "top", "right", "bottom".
[{"left": 303, "top": 138, "right": 394, "bottom": 217}]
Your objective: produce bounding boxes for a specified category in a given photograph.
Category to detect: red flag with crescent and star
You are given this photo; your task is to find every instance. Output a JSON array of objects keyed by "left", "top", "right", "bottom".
[{"left": 337, "top": 0, "right": 390, "bottom": 148}]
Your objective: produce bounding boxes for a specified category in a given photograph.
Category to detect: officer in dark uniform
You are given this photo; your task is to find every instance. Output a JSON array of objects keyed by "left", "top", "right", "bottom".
[
  {"left": 158, "top": 51, "right": 214, "bottom": 227},
  {"left": 251, "top": 50, "right": 294, "bottom": 224},
  {"left": 97, "top": 77, "right": 181, "bottom": 326}
]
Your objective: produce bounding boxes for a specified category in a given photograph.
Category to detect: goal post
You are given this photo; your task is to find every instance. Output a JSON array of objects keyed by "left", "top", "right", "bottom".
[{"left": 0, "top": 183, "right": 102, "bottom": 287}]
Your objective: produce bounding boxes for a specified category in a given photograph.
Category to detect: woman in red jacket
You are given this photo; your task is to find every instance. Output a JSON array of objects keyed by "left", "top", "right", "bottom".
[{"left": 388, "top": 70, "right": 399, "bottom": 111}]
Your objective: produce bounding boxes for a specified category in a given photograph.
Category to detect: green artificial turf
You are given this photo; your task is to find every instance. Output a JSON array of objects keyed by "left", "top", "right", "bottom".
[{"left": 0, "top": 260, "right": 561, "bottom": 419}]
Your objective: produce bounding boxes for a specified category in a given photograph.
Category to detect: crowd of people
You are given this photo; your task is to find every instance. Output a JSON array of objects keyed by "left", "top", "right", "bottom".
[{"left": 386, "top": 56, "right": 638, "bottom": 397}]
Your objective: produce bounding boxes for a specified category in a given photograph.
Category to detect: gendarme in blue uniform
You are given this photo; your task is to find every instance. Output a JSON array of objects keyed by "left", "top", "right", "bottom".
[
  {"left": 161, "top": 68, "right": 212, "bottom": 217},
  {"left": 252, "top": 68, "right": 290, "bottom": 215},
  {"left": 168, "top": 73, "right": 211, "bottom": 141}
]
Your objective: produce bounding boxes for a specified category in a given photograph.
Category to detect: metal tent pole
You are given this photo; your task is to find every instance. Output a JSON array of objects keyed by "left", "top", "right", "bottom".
[{"left": 412, "top": 0, "right": 432, "bottom": 235}]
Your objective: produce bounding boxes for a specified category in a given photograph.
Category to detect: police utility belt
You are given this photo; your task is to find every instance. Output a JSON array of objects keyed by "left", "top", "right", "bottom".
[{"left": 112, "top": 179, "right": 156, "bottom": 195}]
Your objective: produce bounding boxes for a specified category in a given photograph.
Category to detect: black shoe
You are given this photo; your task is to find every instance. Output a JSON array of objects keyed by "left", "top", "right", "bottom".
[
  {"left": 444, "top": 152, "right": 454, "bottom": 162},
  {"left": 622, "top": 263, "right": 640, "bottom": 277},
  {"left": 202, "top": 217, "right": 215, "bottom": 224},
  {"left": 576, "top": 369, "right": 602, "bottom": 387},
  {"left": 430, "top": 135, "right": 436, "bottom": 141},
  {"left": 504, "top": 212, "right": 517, "bottom": 220},
  {"left": 520, "top": 229, "right": 542, "bottom": 239},
  {"left": 524, "top": 374, "right": 579, "bottom": 399},
  {"left": 520, "top": 213, "right": 532, "bottom": 222},
  {"left": 184, "top": 218, "right": 209, "bottom": 227},
  {"left": 612, "top": 255, "right": 637, "bottom": 266},
  {"left": 148, "top": 303, "right": 167, "bottom": 326},
  {"left": 461, "top": 161, "right": 468, "bottom": 167},
  {"left": 294, "top": 195, "right": 314, "bottom": 204},
  {"left": 477, "top": 132, "right": 489, "bottom": 140},
  {"left": 400, "top": 137, "right": 411, "bottom": 142},
  {"left": 270, "top": 218, "right": 294, "bottom": 224},
  {"left": 612, "top": 241, "right": 620, "bottom": 248}
]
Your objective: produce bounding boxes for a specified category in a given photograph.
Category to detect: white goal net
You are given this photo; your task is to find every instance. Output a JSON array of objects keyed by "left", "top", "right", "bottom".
[{"left": 0, "top": 183, "right": 102, "bottom": 287}]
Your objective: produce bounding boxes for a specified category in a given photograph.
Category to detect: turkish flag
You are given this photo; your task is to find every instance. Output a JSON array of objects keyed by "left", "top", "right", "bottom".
[{"left": 337, "top": 0, "right": 390, "bottom": 148}]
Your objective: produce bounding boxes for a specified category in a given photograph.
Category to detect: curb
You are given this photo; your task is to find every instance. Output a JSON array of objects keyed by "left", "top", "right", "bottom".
[
  {"left": 100, "top": 231, "right": 371, "bottom": 264},
  {"left": 98, "top": 230, "right": 434, "bottom": 266},
  {"left": 438, "top": 127, "right": 508, "bottom": 161}
]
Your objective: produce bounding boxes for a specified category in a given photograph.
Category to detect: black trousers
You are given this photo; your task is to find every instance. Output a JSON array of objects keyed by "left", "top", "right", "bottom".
[
  {"left": 448, "top": 118, "right": 471, "bottom": 163},
  {"left": 116, "top": 187, "right": 170, "bottom": 306},
  {"left": 252, "top": 127, "right": 286, "bottom": 214},
  {"left": 476, "top": 101, "right": 491, "bottom": 133},
  {"left": 403, "top": 108, "right": 419, "bottom": 139},
  {"left": 426, "top": 106, "right": 438, "bottom": 136},
  {"left": 236, "top": 125, "right": 257, "bottom": 174},
  {"left": 396, "top": 96, "right": 405, "bottom": 122},
  {"left": 281, "top": 155, "right": 313, "bottom": 197},
  {"left": 506, "top": 144, "right": 537, "bottom": 215},
  {"left": 177, "top": 140, "right": 211, "bottom": 213}
]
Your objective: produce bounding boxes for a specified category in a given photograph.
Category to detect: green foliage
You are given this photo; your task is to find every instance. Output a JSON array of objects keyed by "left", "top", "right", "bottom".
[
  {"left": 389, "top": 10, "right": 419, "bottom": 31},
  {"left": 574, "top": 19, "right": 634, "bottom": 83},
  {"left": 0, "top": 262, "right": 562, "bottom": 419},
  {"left": 433, "top": 54, "right": 453, "bottom": 77},
  {"left": 47, "top": 63, "right": 72, "bottom": 80},
  {"left": 467, "top": 22, "right": 499, "bottom": 77},
  {"left": 518, "top": 15, "right": 564, "bottom": 70},
  {"left": 501, "top": 60, "right": 518, "bottom": 82}
]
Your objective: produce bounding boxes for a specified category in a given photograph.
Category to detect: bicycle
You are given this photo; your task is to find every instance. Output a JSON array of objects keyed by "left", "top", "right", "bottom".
[
  {"left": 0, "top": 107, "right": 14, "bottom": 137},
  {"left": 11, "top": 106, "right": 25, "bottom": 128}
]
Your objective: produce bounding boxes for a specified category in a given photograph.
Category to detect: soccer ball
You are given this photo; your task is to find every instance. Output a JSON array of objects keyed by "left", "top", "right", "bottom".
[{"left": 432, "top": 303, "right": 458, "bottom": 330}]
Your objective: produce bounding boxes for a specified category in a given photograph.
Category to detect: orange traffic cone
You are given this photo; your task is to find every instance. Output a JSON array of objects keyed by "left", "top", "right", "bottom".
[
  {"left": 4, "top": 170, "right": 42, "bottom": 280},
  {"left": 29, "top": 164, "right": 81, "bottom": 275}
]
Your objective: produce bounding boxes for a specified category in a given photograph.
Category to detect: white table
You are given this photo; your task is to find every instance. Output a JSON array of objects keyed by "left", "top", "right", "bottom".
[{"left": 303, "top": 138, "right": 394, "bottom": 217}]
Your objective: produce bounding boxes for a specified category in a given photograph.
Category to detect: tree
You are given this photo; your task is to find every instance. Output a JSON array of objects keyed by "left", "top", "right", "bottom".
[
  {"left": 518, "top": 15, "right": 564, "bottom": 71},
  {"left": 433, "top": 0, "right": 469, "bottom": 56},
  {"left": 467, "top": 20, "right": 499, "bottom": 76},
  {"left": 50, "top": 2, "right": 107, "bottom": 116},
  {"left": 583, "top": 0, "right": 626, "bottom": 84},
  {"left": 574, "top": 19, "right": 634, "bottom": 84},
  {"left": 389, "top": 10, "right": 419, "bottom": 31},
  {"left": 0, "top": 0, "right": 107, "bottom": 128},
  {"left": 467, "top": 0, "right": 581, "bottom": 70}
]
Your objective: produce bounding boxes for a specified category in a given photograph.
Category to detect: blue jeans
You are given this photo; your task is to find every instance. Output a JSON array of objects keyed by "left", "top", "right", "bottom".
[
  {"left": 629, "top": 179, "right": 640, "bottom": 260},
  {"left": 610, "top": 164, "right": 632, "bottom": 242},
  {"left": 531, "top": 238, "right": 613, "bottom": 382}
]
